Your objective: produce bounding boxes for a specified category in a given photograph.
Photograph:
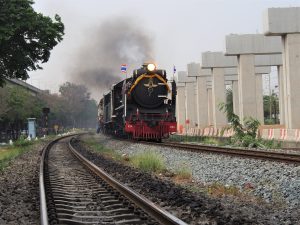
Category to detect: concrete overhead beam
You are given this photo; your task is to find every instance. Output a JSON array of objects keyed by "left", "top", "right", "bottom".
[
  {"left": 263, "top": 7, "right": 300, "bottom": 35},
  {"left": 200, "top": 66, "right": 270, "bottom": 78},
  {"left": 176, "top": 71, "right": 196, "bottom": 83},
  {"left": 176, "top": 82, "right": 186, "bottom": 87},
  {"left": 202, "top": 52, "right": 237, "bottom": 68},
  {"left": 225, "top": 34, "right": 282, "bottom": 55},
  {"left": 224, "top": 67, "right": 237, "bottom": 75},
  {"left": 255, "top": 54, "right": 282, "bottom": 66},
  {"left": 206, "top": 75, "right": 238, "bottom": 83},
  {"left": 225, "top": 75, "right": 238, "bottom": 81},
  {"left": 187, "top": 62, "right": 211, "bottom": 77},
  {"left": 255, "top": 66, "right": 271, "bottom": 74}
]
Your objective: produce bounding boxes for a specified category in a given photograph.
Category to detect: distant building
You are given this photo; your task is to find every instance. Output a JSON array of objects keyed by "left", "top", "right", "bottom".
[{"left": 4, "top": 78, "right": 47, "bottom": 96}]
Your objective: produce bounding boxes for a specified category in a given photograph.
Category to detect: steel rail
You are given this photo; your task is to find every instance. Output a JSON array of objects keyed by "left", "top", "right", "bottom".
[
  {"left": 68, "top": 139, "right": 187, "bottom": 225},
  {"left": 39, "top": 134, "right": 81, "bottom": 225},
  {"left": 139, "top": 141, "right": 300, "bottom": 164}
]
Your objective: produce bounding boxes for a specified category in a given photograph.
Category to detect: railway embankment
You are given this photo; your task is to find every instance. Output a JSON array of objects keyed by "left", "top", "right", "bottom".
[
  {"left": 0, "top": 139, "right": 52, "bottom": 224},
  {"left": 78, "top": 133, "right": 300, "bottom": 225}
]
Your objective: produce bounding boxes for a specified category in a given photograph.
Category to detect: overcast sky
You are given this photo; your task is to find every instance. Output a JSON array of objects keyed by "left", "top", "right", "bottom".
[{"left": 29, "top": 0, "right": 300, "bottom": 97}]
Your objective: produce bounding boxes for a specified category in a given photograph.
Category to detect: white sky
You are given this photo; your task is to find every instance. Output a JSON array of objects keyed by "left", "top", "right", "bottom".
[{"left": 28, "top": 0, "right": 300, "bottom": 96}]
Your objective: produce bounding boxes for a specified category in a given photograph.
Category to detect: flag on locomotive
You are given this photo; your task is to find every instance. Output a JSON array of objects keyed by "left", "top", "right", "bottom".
[
  {"left": 98, "top": 63, "right": 177, "bottom": 141},
  {"left": 121, "top": 64, "right": 127, "bottom": 73}
]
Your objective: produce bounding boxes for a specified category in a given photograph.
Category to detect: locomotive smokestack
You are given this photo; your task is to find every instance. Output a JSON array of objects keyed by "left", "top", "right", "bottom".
[{"left": 69, "top": 16, "right": 154, "bottom": 99}]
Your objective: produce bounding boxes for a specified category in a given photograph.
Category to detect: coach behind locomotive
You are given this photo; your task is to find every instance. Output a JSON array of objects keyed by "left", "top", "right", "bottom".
[{"left": 98, "top": 63, "right": 177, "bottom": 141}]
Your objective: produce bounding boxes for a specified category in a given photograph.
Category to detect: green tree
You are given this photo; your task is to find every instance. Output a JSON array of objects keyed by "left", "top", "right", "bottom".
[
  {"left": 225, "top": 88, "right": 233, "bottom": 121},
  {"left": 219, "top": 102, "right": 261, "bottom": 148},
  {"left": 0, "top": 0, "right": 64, "bottom": 86},
  {"left": 263, "top": 94, "right": 279, "bottom": 124},
  {"left": 59, "top": 82, "right": 96, "bottom": 128}
]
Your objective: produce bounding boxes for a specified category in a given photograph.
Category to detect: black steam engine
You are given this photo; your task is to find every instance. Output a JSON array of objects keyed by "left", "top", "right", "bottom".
[{"left": 98, "top": 63, "right": 177, "bottom": 141}]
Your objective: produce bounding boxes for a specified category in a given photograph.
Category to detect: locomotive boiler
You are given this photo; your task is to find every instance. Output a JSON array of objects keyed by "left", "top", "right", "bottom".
[{"left": 98, "top": 63, "right": 177, "bottom": 141}]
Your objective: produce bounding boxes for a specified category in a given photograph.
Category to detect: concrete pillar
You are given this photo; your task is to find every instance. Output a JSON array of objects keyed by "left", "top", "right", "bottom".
[
  {"left": 232, "top": 80, "right": 239, "bottom": 116},
  {"left": 176, "top": 85, "right": 186, "bottom": 130},
  {"left": 207, "top": 88, "right": 213, "bottom": 126},
  {"left": 282, "top": 33, "right": 300, "bottom": 128},
  {"left": 196, "top": 77, "right": 208, "bottom": 128},
  {"left": 212, "top": 68, "right": 227, "bottom": 128},
  {"left": 277, "top": 65, "right": 285, "bottom": 125},
  {"left": 255, "top": 74, "right": 264, "bottom": 123},
  {"left": 238, "top": 54, "right": 257, "bottom": 120},
  {"left": 185, "top": 82, "right": 197, "bottom": 127}
]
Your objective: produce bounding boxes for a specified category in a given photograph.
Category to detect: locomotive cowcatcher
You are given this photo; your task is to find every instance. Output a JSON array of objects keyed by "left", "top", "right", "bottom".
[{"left": 98, "top": 63, "right": 177, "bottom": 141}]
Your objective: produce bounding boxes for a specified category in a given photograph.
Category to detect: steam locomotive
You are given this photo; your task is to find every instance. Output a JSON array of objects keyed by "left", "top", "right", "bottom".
[{"left": 98, "top": 63, "right": 177, "bottom": 141}]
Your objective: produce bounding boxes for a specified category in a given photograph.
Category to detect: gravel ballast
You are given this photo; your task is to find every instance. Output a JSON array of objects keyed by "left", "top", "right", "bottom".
[
  {"left": 0, "top": 142, "right": 45, "bottom": 225},
  {"left": 81, "top": 134, "right": 300, "bottom": 225}
]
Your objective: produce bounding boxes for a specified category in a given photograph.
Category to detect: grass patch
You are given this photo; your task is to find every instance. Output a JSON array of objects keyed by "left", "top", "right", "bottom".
[
  {"left": 83, "top": 137, "right": 122, "bottom": 161},
  {"left": 131, "top": 151, "right": 165, "bottom": 173},
  {"left": 174, "top": 163, "right": 192, "bottom": 181},
  {"left": 0, "top": 137, "right": 37, "bottom": 171},
  {"left": 201, "top": 137, "right": 220, "bottom": 145}
]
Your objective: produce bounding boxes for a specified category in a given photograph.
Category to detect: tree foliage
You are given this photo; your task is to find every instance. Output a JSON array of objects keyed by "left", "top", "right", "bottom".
[
  {"left": 0, "top": 82, "right": 97, "bottom": 132},
  {"left": 0, "top": 0, "right": 64, "bottom": 86},
  {"left": 263, "top": 94, "right": 279, "bottom": 124},
  {"left": 219, "top": 102, "right": 261, "bottom": 148}
]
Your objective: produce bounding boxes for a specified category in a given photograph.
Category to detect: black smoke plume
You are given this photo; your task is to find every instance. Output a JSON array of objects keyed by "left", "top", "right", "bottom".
[{"left": 69, "top": 17, "right": 154, "bottom": 99}]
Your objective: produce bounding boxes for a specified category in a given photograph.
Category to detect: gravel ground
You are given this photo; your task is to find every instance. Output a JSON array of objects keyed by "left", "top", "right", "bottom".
[
  {"left": 84, "top": 134, "right": 300, "bottom": 225},
  {"left": 0, "top": 142, "right": 46, "bottom": 225}
]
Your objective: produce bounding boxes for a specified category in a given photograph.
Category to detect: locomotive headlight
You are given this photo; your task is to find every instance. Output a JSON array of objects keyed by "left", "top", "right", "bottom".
[{"left": 147, "top": 63, "right": 156, "bottom": 71}]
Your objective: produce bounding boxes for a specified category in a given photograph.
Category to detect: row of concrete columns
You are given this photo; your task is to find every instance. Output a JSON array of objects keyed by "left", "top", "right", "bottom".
[
  {"left": 176, "top": 67, "right": 265, "bottom": 129},
  {"left": 176, "top": 7, "right": 300, "bottom": 130}
]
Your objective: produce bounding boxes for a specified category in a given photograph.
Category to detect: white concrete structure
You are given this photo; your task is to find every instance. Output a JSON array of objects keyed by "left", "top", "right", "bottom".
[
  {"left": 176, "top": 71, "right": 197, "bottom": 129},
  {"left": 176, "top": 82, "right": 186, "bottom": 131},
  {"left": 187, "top": 63, "right": 211, "bottom": 128},
  {"left": 277, "top": 65, "right": 285, "bottom": 125},
  {"left": 207, "top": 87, "right": 213, "bottom": 126},
  {"left": 264, "top": 7, "right": 300, "bottom": 129},
  {"left": 232, "top": 80, "right": 239, "bottom": 116},
  {"left": 225, "top": 34, "right": 281, "bottom": 55},
  {"left": 225, "top": 34, "right": 282, "bottom": 123},
  {"left": 202, "top": 52, "right": 233, "bottom": 128}
]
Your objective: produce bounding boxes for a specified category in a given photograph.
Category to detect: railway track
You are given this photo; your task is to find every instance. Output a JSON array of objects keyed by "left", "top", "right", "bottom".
[
  {"left": 40, "top": 135, "right": 187, "bottom": 225},
  {"left": 139, "top": 141, "right": 300, "bottom": 164}
]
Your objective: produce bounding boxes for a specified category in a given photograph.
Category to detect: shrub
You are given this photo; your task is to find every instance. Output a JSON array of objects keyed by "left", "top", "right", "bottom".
[
  {"left": 13, "top": 136, "right": 33, "bottom": 147},
  {"left": 131, "top": 151, "right": 165, "bottom": 173},
  {"left": 202, "top": 137, "right": 219, "bottom": 145}
]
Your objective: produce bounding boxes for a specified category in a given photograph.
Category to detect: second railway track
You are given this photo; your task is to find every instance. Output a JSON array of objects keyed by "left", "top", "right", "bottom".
[
  {"left": 139, "top": 140, "right": 300, "bottom": 164},
  {"left": 40, "top": 135, "right": 187, "bottom": 225}
]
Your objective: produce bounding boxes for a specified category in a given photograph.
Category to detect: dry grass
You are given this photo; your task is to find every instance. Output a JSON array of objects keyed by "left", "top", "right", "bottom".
[{"left": 174, "top": 164, "right": 192, "bottom": 182}]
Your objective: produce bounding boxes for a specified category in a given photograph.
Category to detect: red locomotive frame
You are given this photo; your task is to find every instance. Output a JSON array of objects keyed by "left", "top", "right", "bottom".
[{"left": 124, "top": 113, "right": 177, "bottom": 140}]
